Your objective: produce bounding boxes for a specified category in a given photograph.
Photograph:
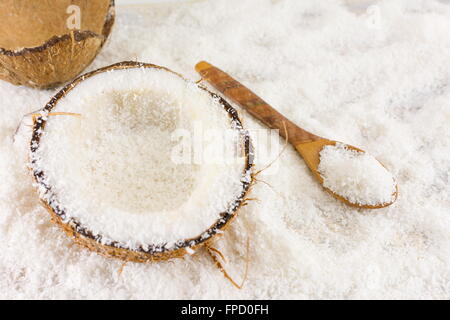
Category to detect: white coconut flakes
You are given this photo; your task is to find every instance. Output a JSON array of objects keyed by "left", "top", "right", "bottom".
[
  {"left": 318, "top": 143, "right": 396, "bottom": 206},
  {"left": 1, "top": 0, "right": 449, "bottom": 300},
  {"left": 31, "top": 67, "right": 247, "bottom": 250}
]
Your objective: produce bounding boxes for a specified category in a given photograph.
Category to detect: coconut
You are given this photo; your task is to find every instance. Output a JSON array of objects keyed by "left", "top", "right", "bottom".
[
  {"left": 29, "top": 61, "right": 254, "bottom": 262},
  {"left": 0, "top": 0, "right": 115, "bottom": 89}
]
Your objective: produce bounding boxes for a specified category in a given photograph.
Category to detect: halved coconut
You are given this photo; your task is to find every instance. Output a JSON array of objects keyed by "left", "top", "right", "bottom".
[
  {"left": 30, "top": 61, "right": 254, "bottom": 262},
  {"left": 0, "top": 0, "right": 114, "bottom": 89}
]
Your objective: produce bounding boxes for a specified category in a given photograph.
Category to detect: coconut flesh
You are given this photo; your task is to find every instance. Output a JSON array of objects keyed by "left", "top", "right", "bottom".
[
  {"left": 0, "top": 0, "right": 114, "bottom": 88},
  {"left": 318, "top": 143, "right": 397, "bottom": 206},
  {"left": 30, "top": 63, "right": 252, "bottom": 261}
]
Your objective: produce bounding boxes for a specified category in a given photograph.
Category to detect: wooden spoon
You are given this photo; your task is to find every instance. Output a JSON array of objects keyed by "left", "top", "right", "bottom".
[{"left": 195, "top": 61, "right": 398, "bottom": 209}]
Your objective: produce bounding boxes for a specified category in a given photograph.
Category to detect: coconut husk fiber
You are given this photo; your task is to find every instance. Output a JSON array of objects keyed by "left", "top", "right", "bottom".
[
  {"left": 30, "top": 61, "right": 255, "bottom": 263},
  {"left": 0, "top": 0, "right": 115, "bottom": 89}
]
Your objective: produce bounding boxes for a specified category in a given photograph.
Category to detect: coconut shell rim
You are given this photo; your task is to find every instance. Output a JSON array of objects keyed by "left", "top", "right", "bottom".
[
  {"left": 0, "top": 30, "right": 104, "bottom": 57},
  {"left": 30, "top": 61, "right": 254, "bottom": 262}
]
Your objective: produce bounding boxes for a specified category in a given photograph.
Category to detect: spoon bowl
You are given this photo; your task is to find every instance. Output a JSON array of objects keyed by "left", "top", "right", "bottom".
[{"left": 295, "top": 139, "right": 398, "bottom": 209}]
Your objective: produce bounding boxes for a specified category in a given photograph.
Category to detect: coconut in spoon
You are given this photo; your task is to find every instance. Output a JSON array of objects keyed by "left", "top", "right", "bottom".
[
  {"left": 195, "top": 61, "right": 397, "bottom": 209},
  {"left": 317, "top": 143, "right": 396, "bottom": 207}
]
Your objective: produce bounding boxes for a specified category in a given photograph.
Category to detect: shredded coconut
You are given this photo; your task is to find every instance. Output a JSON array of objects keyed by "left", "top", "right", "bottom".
[
  {"left": 31, "top": 67, "right": 246, "bottom": 249},
  {"left": 318, "top": 143, "right": 396, "bottom": 206},
  {"left": 0, "top": 0, "right": 449, "bottom": 299}
]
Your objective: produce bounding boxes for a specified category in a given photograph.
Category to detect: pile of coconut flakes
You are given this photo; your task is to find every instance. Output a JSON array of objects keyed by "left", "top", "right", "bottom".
[{"left": 0, "top": 0, "right": 449, "bottom": 299}]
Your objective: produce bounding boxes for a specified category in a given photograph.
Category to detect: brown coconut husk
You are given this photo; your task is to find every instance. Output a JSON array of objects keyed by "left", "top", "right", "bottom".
[
  {"left": 30, "top": 61, "right": 255, "bottom": 263},
  {"left": 0, "top": 0, "right": 115, "bottom": 89}
]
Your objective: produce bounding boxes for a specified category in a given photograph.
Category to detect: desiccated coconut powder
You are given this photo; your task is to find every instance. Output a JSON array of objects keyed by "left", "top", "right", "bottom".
[
  {"left": 318, "top": 143, "right": 396, "bottom": 206},
  {"left": 31, "top": 67, "right": 247, "bottom": 250},
  {"left": 0, "top": 0, "right": 449, "bottom": 300}
]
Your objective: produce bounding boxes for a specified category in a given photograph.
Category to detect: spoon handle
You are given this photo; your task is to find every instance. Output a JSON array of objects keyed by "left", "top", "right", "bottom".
[{"left": 195, "top": 61, "right": 320, "bottom": 145}]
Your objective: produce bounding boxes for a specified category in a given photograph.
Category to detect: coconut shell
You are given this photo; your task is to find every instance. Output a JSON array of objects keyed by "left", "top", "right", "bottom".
[
  {"left": 30, "top": 61, "right": 255, "bottom": 262},
  {"left": 0, "top": 0, "right": 115, "bottom": 89}
]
